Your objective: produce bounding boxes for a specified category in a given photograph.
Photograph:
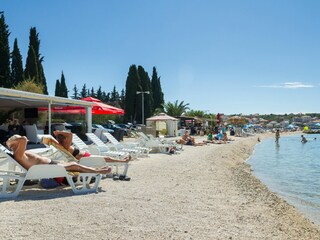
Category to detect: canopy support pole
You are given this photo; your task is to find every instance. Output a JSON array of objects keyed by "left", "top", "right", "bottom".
[
  {"left": 86, "top": 106, "right": 92, "bottom": 133},
  {"left": 48, "top": 102, "right": 52, "bottom": 134}
]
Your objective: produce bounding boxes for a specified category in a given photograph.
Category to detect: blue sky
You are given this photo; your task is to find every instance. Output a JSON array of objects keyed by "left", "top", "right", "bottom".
[{"left": 2, "top": 0, "right": 320, "bottom": 115}]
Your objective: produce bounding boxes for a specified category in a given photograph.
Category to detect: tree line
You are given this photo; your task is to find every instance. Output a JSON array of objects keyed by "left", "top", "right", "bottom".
[
  {"left": 61, "top": 65, "right": 165, "bottom": 124},
  {"left": 0, "top": 12, "right": 168, "bottom": 124},
  {"left": 1, "top": 11, "right": 217, "bottom": 125},
  {"left": 0, "top": 13, "right": 47, "bottom": 94}
]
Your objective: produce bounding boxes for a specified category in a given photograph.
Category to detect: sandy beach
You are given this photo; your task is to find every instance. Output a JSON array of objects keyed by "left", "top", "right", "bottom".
[{"left": 1, "top": 133, "right": 320, "bottom": 240}]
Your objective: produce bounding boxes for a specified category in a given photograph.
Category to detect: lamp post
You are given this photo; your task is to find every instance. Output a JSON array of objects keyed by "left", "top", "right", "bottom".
[{"left": 136, "top": 91, "right": 150, "bottom": 125}]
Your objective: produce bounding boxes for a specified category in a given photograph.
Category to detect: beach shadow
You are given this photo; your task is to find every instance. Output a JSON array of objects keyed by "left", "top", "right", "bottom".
[{"left": 1, "top": 185, "right": 106, "bottom": 202}]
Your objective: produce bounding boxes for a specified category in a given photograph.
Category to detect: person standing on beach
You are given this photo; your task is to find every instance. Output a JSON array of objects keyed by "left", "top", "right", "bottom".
[{"left": 275, "top": 129, "right": 280, "bottom": 143}]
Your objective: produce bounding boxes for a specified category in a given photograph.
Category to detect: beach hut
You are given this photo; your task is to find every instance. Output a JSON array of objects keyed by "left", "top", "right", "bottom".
[{"left": 146, "top": 113, "right": 178, "bottom": 137}]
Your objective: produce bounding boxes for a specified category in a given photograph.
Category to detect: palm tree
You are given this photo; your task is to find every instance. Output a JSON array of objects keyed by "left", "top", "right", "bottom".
[
  {"left": 186, "top": 110, "right": 206, "bottom": 118},
  {"left": 162, "top": 100, "right": 190, "bottom": 117}
]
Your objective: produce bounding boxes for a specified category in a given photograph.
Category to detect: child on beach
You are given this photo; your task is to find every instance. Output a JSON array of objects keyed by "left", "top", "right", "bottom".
[{"left": 301, "top": 135, "right": 307, "bottom": 143}]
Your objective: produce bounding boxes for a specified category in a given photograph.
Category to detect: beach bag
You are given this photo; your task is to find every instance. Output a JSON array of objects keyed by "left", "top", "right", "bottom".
[{"left": 40, "top": 178, "right": 60, "bottom": 189}]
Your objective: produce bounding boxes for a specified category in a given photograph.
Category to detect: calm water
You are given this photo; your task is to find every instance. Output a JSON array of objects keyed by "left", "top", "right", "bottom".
[{"left": 247, "top": 134, "right": 320, "bottom": 224}]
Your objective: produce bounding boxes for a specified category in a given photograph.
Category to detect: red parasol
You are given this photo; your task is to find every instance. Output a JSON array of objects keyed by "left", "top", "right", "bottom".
[{"left": 39, "top": 97, "right": 124, "bottom": 115}]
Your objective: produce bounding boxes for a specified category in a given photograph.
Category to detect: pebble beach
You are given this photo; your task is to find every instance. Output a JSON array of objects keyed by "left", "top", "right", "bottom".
[{"left": 1, "top": 133, "right": 320, "bottom": 240}]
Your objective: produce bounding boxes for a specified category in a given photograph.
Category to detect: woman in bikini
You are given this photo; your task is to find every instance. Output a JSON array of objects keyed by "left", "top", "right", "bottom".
[{"left": 48, "top": 130, "right": 131, "bottom": 163}]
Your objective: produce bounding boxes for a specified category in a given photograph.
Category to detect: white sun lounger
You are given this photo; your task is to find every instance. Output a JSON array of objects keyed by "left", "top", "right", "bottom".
[
  {"left": 86, "top": 133, "right": 140, "bottom": 159},
  {"left": 0, "top": 144, "right": 102, "bottom": 198},
  {"left": 136, "top": 132, "right": 174, "bottom": 153},
  {"left": 102, "top": 132, "right": 150, "bottom": 157},
  {"left": 72, "top": 134, "right": 129, "bottom": 176}
]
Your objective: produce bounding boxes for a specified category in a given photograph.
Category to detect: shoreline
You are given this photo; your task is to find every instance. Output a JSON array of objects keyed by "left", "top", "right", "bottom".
[
  {"left": 229, "top": 132, "right": 320, "bottom": 238},
  {"left": 0, "top": 132, "right": 320, "bottom": 239},
  {"left": 245, "top": 131, "right": 320, "bottom": 225}
]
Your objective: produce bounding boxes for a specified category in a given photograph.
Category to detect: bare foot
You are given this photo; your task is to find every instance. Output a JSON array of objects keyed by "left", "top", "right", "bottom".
[
  {"left": 124, "top": 155, "right": 132, "bottom": 162},
  {"left": 99, "top": 166, "right": 112, "bottom": 174}
]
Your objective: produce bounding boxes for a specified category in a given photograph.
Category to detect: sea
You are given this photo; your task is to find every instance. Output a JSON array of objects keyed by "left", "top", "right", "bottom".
[{"left": 247, "top": 133, "right": 320, "bottom": 225}]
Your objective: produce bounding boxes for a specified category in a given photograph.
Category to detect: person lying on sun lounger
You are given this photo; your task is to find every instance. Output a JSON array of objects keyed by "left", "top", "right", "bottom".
[
  {"left": 6, "top": 135, "right": 112, "bottom": 174},
  {"left": 43, "top": 130, "right": 131, "bottom": 163}
]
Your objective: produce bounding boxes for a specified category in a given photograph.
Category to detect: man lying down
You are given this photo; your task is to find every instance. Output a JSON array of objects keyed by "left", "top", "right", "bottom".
[{"left": 6, "top": 134, "right": 112, "bottom": 174}]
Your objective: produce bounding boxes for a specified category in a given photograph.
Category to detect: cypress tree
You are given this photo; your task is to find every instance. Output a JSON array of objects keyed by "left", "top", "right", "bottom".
[
  {"left": 10, "top": 38, "right": 24, "bottom": 86},
  {"left": 119, "top": 89, "right": 125, "bottom": 109},
  {"left": 24, "top": 27, "right": 47, "bottom": 94},
  {"left": 24, "top": 46, "right": 39, "bottom": 84},
  {"left": 138, "top": 66, "right": 153, "bottom": 120},
  {"left": 60, "top": 71, "right": 68, "bottom": 98},
  {"left": 39, "top": 57, "right": 48, "bottom": 94},
  {"left": 124, "top": 65, "right": 141, "bottom": 123},
  {"left": 151, "top": 67, "right": 164, "bottom": 111},
  {"left": 54, "top": 79, "right": 61, "bottom": 96},
  {"left": 29, "top": 27, "right": 40, "bottom": 56},
  {"left": 0, "top": 13, "right": 11, "bottom": 88}
]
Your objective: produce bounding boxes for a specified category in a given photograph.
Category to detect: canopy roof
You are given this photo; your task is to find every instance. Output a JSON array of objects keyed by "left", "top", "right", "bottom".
[
  {"left": 38, "top": 97, "right": 124, "bottom": 115},
  {"left": 146, "top": 113, "right": 178, "bottom": 121},
  {"left": 0, "top": 87, "right": 93, "bottom": 133},
  {"left": 0, "top": 87, "right": 93, "bottom": 109}
]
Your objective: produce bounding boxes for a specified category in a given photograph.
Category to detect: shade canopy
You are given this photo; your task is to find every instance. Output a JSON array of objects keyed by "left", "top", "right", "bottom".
[
  {"left": 228, "top": 116, "right": 250, "bottom": 126},
  {"left": 80, "top": 97, "right": 124, "bottom": 115},
  {"left": 39, "top": 97, "right": 124, "bottom": 115},
  {"left": 0, "top": 87, "right": 94, "bottom": 133},
  {"left": 146, "top": 113, "right": 178, "bottom": 121},
  {"left": 0, "top": 88, "right": 93, "bottom": 109},
  {"left": 146, "top": 113, "right": 178, "bottom": 137}
]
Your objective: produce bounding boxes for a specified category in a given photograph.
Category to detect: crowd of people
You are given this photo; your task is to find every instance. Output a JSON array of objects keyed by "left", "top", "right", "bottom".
[{"left": 176, "top": 129, "right": 233, "bottom": 146}]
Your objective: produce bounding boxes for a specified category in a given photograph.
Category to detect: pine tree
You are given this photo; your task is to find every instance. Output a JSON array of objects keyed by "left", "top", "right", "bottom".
[
  {"left": 90, "top": 87, "right": 95, "bottom": 97},
  {"left": 60, "top": 71, "right": 68, "bottom": 98},
  {"left": 0, "top": 13, "right": 11, "bottom": 88},
  {"left": 110, "top": 85, "right": 119, "bottom": 102},
  {"left": 55, "top": 79, "right": 61, "bottom": 96},
  {"left": 71, "top": 84, "right": 79, "bottom": 99},
  {"left": 102, "top": 91, "right": 107, "bottom": 102},
  {"left": 151, "top": 67, "right": 164, "bottom": 111},
  {"left": 80, "top": 84, "right": 87, "bottom": 98},
  {"left": 124, "top": 65, "right": 141, "bottom": 123},
  {"left": 10, "top": 38, "right": 24, "bottom": 86},
  {"left": 96, "top": 86, "right": 103, "bottom": 100},
  {"left": 104, "top": 92, "right": 110, "bottom": 103}
]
